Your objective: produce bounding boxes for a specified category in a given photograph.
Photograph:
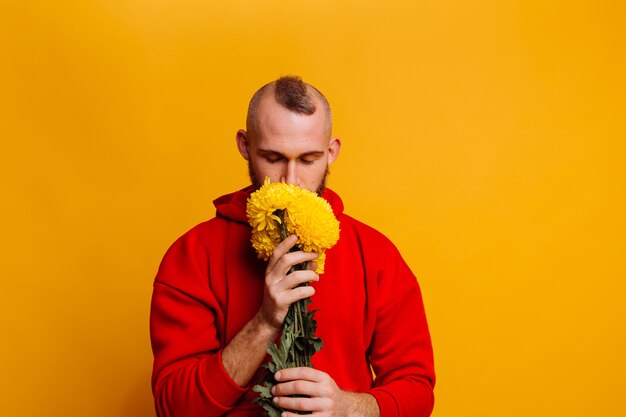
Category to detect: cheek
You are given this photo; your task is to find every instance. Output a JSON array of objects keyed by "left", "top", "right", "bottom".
[
  {"left": 303, "top": 163, "right": 327, "bottom": 182},
  {"left": 253, "top": 161, "right": 282, "bottom": 181}
]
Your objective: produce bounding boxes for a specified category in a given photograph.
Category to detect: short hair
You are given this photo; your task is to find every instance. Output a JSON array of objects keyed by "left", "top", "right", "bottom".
[{"left": 246, "top": 75, "right": 332, "bottom": 136}]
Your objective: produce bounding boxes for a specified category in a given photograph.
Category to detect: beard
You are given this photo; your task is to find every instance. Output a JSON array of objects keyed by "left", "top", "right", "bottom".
[{"left": 248, "top": 160, "right": 330, "bottom": 196}]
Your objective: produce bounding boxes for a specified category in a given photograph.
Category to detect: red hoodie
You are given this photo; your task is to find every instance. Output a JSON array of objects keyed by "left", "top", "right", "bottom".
[{"left": 150, "top": 187, "right": 435, "bottom": 417}]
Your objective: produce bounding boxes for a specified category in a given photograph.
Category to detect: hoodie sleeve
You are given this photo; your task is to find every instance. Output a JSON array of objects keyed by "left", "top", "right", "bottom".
[
  {"left": 365, "top": 235, "right": 436, "bottom": 417},
  {"left": 150, "top": 224, "right": 249, "bottom": 417}
]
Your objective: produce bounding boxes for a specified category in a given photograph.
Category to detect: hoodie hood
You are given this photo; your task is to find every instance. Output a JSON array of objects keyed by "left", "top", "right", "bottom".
[{"left": 213, "top": 185, "right": 345, "bottom": 225}]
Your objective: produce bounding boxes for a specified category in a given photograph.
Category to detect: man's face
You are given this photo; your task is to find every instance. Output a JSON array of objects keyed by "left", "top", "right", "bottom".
[{"left": 237, "top": 94, "right": 340, "bottom": 194}]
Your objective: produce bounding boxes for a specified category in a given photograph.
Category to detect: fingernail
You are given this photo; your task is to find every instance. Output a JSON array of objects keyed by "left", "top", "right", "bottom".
[
  {"left": 275, "top": 371, "right": 281, "bottom": 380},
  {"left": 273, "top": 397, "right": 278, "bottom": 404}
]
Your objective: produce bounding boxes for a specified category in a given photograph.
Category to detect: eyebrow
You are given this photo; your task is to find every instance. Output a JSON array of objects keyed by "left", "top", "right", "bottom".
[{"left": 257, "top": 149, "right": 325, "bottom": 158}]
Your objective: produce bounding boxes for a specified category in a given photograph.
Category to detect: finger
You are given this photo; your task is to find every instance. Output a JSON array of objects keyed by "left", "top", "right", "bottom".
[
  {"left": 273, "top": 395, "right": 329, "bottom": 412},
  {"left": 267, "top": 235, "right": 297, "bottom": 270},
  {"left": 279, "top": 269, "right": 319, "bottom": 290},
  {"left": 307, "top": 260, "right": 318, "bottom": 271},
  {"left": 273, "top": 250, "right": 319, "bottom": 276},
  {"left": 281, "top": 412, "right": 325, "bottom": 417},
  {"left": 272, "top": 380, "right": 321, "bottom": 397},
  {"left": 275, "top": 367, "right": 328, "bottom": 383},
  {"left": 280, "top": 285, "right": 316, "bottom": 306}
]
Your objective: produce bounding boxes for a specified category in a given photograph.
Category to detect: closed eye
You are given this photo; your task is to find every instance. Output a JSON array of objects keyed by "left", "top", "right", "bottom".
[
  {"left": 265, "top": 156, "right": 284, "bottom": 163},
  {"left": 299, "top": 153, "right": 324, "bottom": 165}
]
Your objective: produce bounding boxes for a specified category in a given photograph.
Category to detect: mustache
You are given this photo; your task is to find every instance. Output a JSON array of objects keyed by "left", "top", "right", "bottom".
[{"left": 248, "top": 161, "right": 329, "bottom": 196}]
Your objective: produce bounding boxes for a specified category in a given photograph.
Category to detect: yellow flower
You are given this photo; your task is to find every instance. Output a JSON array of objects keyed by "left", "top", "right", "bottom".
[
  {"left": 246, "top": 177, "right": 294, "bottom": 232},
  {"left": 250, "top": 227, "right": 282, "bottom": 261},
  {"left": 313, "top": 252, "right": 327, "bottom": 275},
  {"left": 247, "top": 178, "right": 340, "bottom": 274}
]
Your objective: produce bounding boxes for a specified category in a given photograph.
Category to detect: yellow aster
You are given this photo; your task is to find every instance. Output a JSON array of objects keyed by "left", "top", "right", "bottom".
[
  {"left": 284, "top": 186, "right": 340, "bottom": 252},
  {"left": 247, "top": 177, "right": 295, "bottom": 232},
  {"left": 314, "top": 252, "right": 327, "bottom": 275},
  {"left": 251, "top": 227, "right": 281, "bottom": 261},
  {"left": 246, "top": 177, "right": 340, "bottom": 274}
]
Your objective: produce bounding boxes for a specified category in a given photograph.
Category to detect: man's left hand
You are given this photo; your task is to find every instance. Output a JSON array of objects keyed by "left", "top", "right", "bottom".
[
  {"left": 271, "top": 367, "right": 348, "bottom": 416},
  {"left": 271, "top": 368, "right": 380, "bottom": 417}
]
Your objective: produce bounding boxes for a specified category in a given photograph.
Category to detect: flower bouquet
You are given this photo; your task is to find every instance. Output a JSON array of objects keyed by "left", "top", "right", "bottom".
[{"left": 247, "top": 178, "right": 340, "bottom": 417}]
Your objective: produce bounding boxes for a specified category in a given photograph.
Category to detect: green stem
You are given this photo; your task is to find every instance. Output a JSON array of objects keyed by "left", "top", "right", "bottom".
[
  {"left": 255, "top": 210, "right": 320, "bottom": 416},
  {"left": 276, "top": 210, "right": 313, "bottom": 369}
]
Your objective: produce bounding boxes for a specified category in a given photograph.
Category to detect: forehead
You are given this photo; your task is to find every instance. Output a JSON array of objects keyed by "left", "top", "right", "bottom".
[{"left": 252, "top": 94, "right": 329, "bottom": 152}]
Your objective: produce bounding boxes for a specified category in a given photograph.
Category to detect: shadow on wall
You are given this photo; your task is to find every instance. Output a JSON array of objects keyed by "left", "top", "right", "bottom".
[{"left": 120, "top": 374, "right": 156, "bottom": 417}]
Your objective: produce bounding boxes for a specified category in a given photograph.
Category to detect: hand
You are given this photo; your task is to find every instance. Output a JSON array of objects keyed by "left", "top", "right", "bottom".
[
  {"left": 271, "top": 367, "right": 348, "bottom": 417},
  {"left": 257, "top": 235, "right": 320, "bottom": 331}
]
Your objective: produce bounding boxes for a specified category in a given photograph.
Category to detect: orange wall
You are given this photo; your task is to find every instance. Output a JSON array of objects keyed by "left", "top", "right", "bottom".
[{"left": 1, "top": 1, "right": 624, "bottom": 416}]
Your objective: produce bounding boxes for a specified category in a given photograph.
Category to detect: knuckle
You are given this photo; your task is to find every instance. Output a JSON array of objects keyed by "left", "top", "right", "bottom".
[
  {"left": 265, "top": 269, "right": 278, "bottom": 282},
  {"left": 321, "top": 386, "right": 333, "bottom": 397},
  {"left": 275, "top": 256, "right": 287, "bottom": 269},
  {"left": 266, "top": 286, "right": 278, "bottom": 298}
]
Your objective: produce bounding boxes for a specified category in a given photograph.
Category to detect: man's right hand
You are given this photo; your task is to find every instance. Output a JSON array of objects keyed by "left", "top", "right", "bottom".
[
  {"left": 222, "top": 235, "right": 319, "bottom": 387},
  {"left": 257, "top": 234, "right": 320, "bottom": 331}
]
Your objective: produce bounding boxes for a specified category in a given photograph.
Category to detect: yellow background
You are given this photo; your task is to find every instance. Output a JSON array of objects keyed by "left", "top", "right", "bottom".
[{"left": 1, "top": 1, "right": 624, "bottom": 416}]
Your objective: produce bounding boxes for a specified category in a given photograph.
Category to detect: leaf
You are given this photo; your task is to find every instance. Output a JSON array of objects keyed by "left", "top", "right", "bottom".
[
  {"left": 265, "top": 404, "right": 282, "bottom": 417},
  {"left": 252, "top": 384, "right": 272, "bottom": 399},
  {"left": 260, "top": 400, "right": 283, "bottom": 417},
  {"left": 295, "top": 338, "right": 304, "bottom": 350},
  {"left": 253, "top": 283, "right": 324, "bottom": 415},
  {"left": 267, "top": 341, "right": 286, "bottom": 370},
  {"left": 313, "top": 338, "right": 324, "bottom": 353}
]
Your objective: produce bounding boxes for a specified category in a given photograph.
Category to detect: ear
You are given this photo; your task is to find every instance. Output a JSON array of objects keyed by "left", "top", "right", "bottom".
[
  {"left": 327, "top": 137, "right": 341, "bottom": 165},
  {"left": 236, "top": 129, "right": 250, "bottom": 161}
]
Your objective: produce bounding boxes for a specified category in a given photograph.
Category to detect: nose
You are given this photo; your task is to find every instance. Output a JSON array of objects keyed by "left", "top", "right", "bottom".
[{"left": 281, "top": 160, "right": 299, "bottom": 186}]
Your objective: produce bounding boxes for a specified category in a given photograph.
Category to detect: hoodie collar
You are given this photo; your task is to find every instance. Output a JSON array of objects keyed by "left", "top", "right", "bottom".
[{"left": 214, "top": 185, "right": 344, "bottom": 225}]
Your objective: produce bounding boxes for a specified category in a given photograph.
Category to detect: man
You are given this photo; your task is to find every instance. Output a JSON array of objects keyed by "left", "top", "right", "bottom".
[{"left": 150, "top": 76, "right": 435, "bottom": 417}]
